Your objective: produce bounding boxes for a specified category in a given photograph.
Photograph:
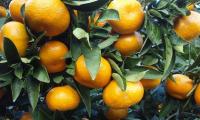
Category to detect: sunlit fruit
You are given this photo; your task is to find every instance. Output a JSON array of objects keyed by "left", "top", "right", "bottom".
[
  {"left": 166, "top": 74, "right": 193, "bottom": 100},
  {"left": 108, "top": 0, "right": 144, "bottom": 34},
  {"left": 103, "top": 80, "right": 144, "bottom": 108},
  {"left": 39, "top": 41, "right": 68, "bottom": 73},
  {"left": 0, "top": 21, "right": 29, "bottom": 56},
  {"left": 9, "top": 0, "right": 27, "bottom": 22},
  {"left": 74, "top": 55, "right": 112, "bottom": 88},
  {"left": 114, "top": 32, "right": 143, "bottom": 56},
  {"left": 0, "top": 6, "right": 6, "bottom": 17},
  {"left": 194, "top": 84, "right": 200, "bottom": 105},
  {"left": 187, "top": 4, "right": 195, "bottom": 10},
  {"left": 25, "top": 0, "right": 70, "bottom": 36},
  {"left": 105, "top": 108, "right": 128, "bottom": 120},
  {"left": 46, "top": 86, "right": 80, "bottom": 111},
  {"left": 174, "top": 11, "right": 200, "bottom": 41}
]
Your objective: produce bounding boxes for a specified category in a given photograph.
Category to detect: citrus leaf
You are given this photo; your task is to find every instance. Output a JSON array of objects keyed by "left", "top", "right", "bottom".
[
  {"left": 112, "top": 73, "right": 126, "bottom": 91},
  {"left": 33, "top": 65, "right": 50, "bottom": 83},
  {"left": 70, "top": 38, "right": 82, "bottom": 61},
  {"left": 12, "top": 63, "right": 23, "bottom": 79},
  {"left": 11, "top": 78, "right": 23, "bottom": 102},
  {"left": 126, "top": 70, "right": 148, "bottom": 82},
  {"left": 98, "top": 35, "right": 119, "bottom": 49},
  {"left": 74, "top": 82, "right": 91, "bottom": 117},
  {"left": 81, "top": 44, "right": 101, "bottom": 80},
  {"left": 142, "top": 55, "right": 159, "bottom": 66},
  {"left": 53, "top": 75, "right": 64, "bottom": 84},
  {"left": 73, "top": 28, "right": 91, "bottom": 48},
  {"left": 64, "top": 0, "right": 109, "bottom": 11},
  {"left": 108, "top": 58, "right": 123, "bottom": 76},
  {"left": 0, "top": 18, "right": 6, "bottom": 28},
  {"left": 3, "top": 38, "right": 21, "bottom": 64},
  {"left": 26, "top": 79, "right": 40, "bottom": 111},
  {"left": 97, "top": 9, "right": 120, "bottom": 22}
]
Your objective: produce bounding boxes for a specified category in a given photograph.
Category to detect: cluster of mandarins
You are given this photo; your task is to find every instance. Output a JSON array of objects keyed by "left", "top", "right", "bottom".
[{"left": 0, "top": 0, "right": 200, "bottom": 119}]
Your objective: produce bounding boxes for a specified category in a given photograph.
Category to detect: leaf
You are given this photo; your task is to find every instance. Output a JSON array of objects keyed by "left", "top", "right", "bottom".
[
  {"left": 174, "top": 45, "right": 184, "bottom": 53},
  {"left": 53, "top": 75, "right": 64, "bottom": 84},
  {"left": 73, "top": 28, "right": 91, "bottom": 48},
  {"left": 33, "top": 65, "right": 50, "bottom": 83},
  {"left": 26, "top": 79, "right": 40, "bottom": 111},
  {"left": 187, "top": 53, "right": 200, "bottom": 71},
  {"left": 70, "top": 38, "right": 82, "bottom": 61},
  {"left": 126, "top": 70, "right": 148, "bottom": 82},
  {"left": 97, "top": 9, "right": 120, "bottom": 22},
  {"left": 112, "top": 73, "right": 126, "bottom": 91},
  {"left": 108, "top": 58, "right": 123, "bottom": 76},
  {"left": 148, "top": 9, "right": 163, "bottom": 19},
  {"left": 12, "top": 63, "right": 23, "bottom": 79},
  {"left": 162, "top": 36, "right": 176, "bottom": 80},
  {"left": 142, "top": 55, "right": 159, "bottom": 66},
  {"left": 74, "top": 82, "right": 91, "bottom": 117},
  {"left": 64, "top": 0, "right": 109, "bottom": 11},
  {"left": 98, "top": 35, "right": 119, "bottom": 49},
  {"left": 146, "top": 20, "right": 162, "bottom": 45},
  {"left": 159, "top": 99, "right": 178, "bottom": 118},
  {"left": 0, "top": 18, "right": 6, "bottom": 28},
  {"left": 3, "top": 38, "right": 21, "bottom": 64},
  {"left": 81, "top": 44, "right": 101, "bottom": 80},
  {"left": 124, "top": 57, "right": 140, "bottom": 69},
  {"left": 0, "top": 62, "right": 12, "bottom": 75},
  {"left": 11, "top": 78, "right": 24, "bottom": 102},
  {"left": 20, "top": 4, "right": 25, "bottom": 19}
]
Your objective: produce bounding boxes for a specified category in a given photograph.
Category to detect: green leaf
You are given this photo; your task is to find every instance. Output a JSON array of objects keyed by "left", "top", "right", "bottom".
[
  {"left": 108, "top": 58, "right": 123, "bottom": 76},
  {"left": 33, "top": 108, "right": 52, "bottom": 120},
  {"left": 70, "top": 38, "right": 82, "bottom": 61},
  {"left": 81, "top": 44, "right": 101, "bottom": 80},
  {"left": 174, "top": 45, "right": 184, "bottom": 53},
  {"left": 97, "top": 9, "right": 120, "bottom": 22},
  {"left": 64, "top": 0, "right": 109, "bottom": 11},
  {"left": 162, "top": 36, "right": 176, "bottom": 80},
  {"left": 0, "top": 18, "right": 6, "bottom": 28},
  {"left": 124, "top": 57, "right": 140, "bottom": 69},
  {"left": 112, "top": 73, "right": 126, "bottom": 91},
  {"left": 3, "top": 38, "right": 21, "bottom": 64},
  {"left": 12, "top": 63, "right": 23, "bottom": 79},
  {"left": 26, "top": 79, "right": 40, "bottom": 111},
  {"left": 142, "top": 55, "right": 159, "bottom": 66},
  {"left": 33, "top": 65, "right": 50, "bottom": 83},
  {"left": 73, "top": 28, "right": 91, "bottom": 48},
  {"left": 159, "top": 100, "right": 178, "bottom": 118},
  {"left": 187, "top": 53, "right": 200, "bottom": 71},
  {"left": 53, "top": 75, "right": 64, "bottom": 84},
  {"left": 74, "top": 82, "right": 91, "bottom": 117},
  {"left": 11, "top": 78, "right": 23, "bottom": 102},
  {"left": 98, "top": 35, "right": 119, "bottom": 49},
  {"left": 148, "top": 9, "right": 163, "bottom": 19},
  {"left": 146, "top": 20, "right": 162, "bottom": 45},
  {"left": 126, "top": 70, "right": 148, "bottom": 82}
]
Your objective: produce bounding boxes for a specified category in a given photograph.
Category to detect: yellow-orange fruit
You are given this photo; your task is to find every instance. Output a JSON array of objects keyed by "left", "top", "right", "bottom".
[
  {"left": 174, "top": 11, "right": 200, "bottom": 41},
  {"left": 39, "top": 41, "right": 68, "bottom": 73},
  {"left": 103, "top": 80, "right": 144, "bottom": 108},
  {"left": 0, "top": 6, "right": 6, "bottom": 17},
  {"left": 108, "top": 0, "right": 144, "bottom": 34},
  {"left": 105, "top": 108, "right": 128, "bottom": 120},
  {"left": 114, "top": 32, "right": 143, "bottom": 56},
  {"left": 25, "top": 0, "right": 70, "bottom": 36},
  {"left": 46, "top": 86, "right": 80, "bottom": 111},
  {"left": 194, "top": 84, "right": 200, "bottom": 105},
  {"left": 74, "top": 55, "right": 112, "bottom": 88},
  {"left": 166, "top": 74, "right": 193, "bottom": 100},
  {"left": 0, "top": 21, "right": 29, "bottom": 56},
  {"left": 9, "top": 0, "right": 27, "bottom": 22}
]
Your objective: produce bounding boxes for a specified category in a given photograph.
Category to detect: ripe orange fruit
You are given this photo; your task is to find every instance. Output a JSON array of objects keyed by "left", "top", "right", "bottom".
[
  {"left": 9, "top": 0, "right": 27, "bottom": 22},
  {"left": 39, "top": 41, "right": 68, "bottom": 73},
  {"left": 46, "top": 85, "right": 80, "bottom": 111},
  {"left": 108, "top": 0, "right": 144, "bottom": 34},
  {"left": 74, "top": 55, "right": 112, "bottom": 88},
  {"left": 174, "top": 11, "right": 200, "bottom": 41},
  {"left": 105, "top": 108, "right": 128, "bottom": 120},
  {"left": 194, "top": 84, "right": 200, "bottom": 105},
  {"left": 0, "top": 21, "right": 29, "bottom": 56},
  {"left": 20, "top": 112, "right": 32, "bottom": 120},
  {"left": 114, "top": 32, "right": 143, "bottom": 56},
  {"left": 0, "top": 6, "right": 6, "bottom": 17},
  {"left": 141, "top": 66, "right": 161, "bottom": 90},
  {"left": 0, "top": 88, "right": 5, "bottom": 100},
  {"left": 103, "top": 80, "right": 144, "bottom": 108},
  {"left": 25, "top": 0, "right": 70, "bottom": 36},
  {"left": 166, "top": 74, "right": 193, "bottom": 100}
]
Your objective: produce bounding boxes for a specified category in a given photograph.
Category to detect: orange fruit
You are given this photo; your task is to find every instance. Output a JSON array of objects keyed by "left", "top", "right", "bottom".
[
  {"left": 0, "top": 6, "right": 6, "bottom": 17},
  {"left": 74, "top": 55, "right": 112, "bottom": 88},
  {"left": 0, "top": 21, "right": 29, "bottom": 56},
  {"left": 166, "top": 74, "right": 193, "bottom": 100},
  {"left": 141, "top": 66, "right": 161, "bottom": 90},
  {"left": 0, "top": 88, "right": 5, "bottom": 100},
  {"left": 20, "top": 112, "right": 32, "bottom": 120},
  {"left": 187, "top": 4, "right": 195, "bottom": 10},
  {"left": 103, "top": 80, "right": 144, "bottom": 108},
  {"left": 114, "top": 32, "right": 143, "bottom": 56},
  {"left": 174, "top": 11, "right": 200, "bottom": 41},
  {"left": 105, "top": 108, "right": 128, "bottom": 120},
  {"left": 194, "top": 84, "right": 200, "bottom": 105},
  {"left": 46, "top": 85, "right": 80, "bottom": 111},
  {"left": 9, "top": 0, "right": 27, "bottom": 22},
  {"left": 39, "top": 41, "right": 68, "bottom": 73},
  {"left": 25, "top": 0, "right": 70, "bottom": 36},
  {"left": 108, "top": 0, "right": 144, "bottom": 34}
]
